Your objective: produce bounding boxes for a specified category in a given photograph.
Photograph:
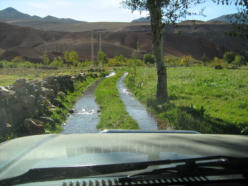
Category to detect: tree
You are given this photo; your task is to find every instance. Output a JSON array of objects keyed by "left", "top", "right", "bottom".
[
  {"left": 64, "top": 51, "right": 79, "bottom": 66},
  {"left": 97, "top": 51, "right": 108, "bottom": 65},
  {"left": 43, "top": 53, "right": 50, "bottom": 65},
  {"left": 143, "top": 53, "right": 155, "bottom": 64},
  {"left": 122, "top": 0, "right": 204, "bottom": 101}
]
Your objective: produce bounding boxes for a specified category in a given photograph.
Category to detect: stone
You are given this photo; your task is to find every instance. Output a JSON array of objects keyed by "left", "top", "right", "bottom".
[
  {"left": 39, "top": 117, "right": 55, "bottom": 128},
  {"left": 0, "top": 86, "right": 15, "bottom": 99},
  {"left": 24, "top": 118, "right": 45, "bottom": 135}
]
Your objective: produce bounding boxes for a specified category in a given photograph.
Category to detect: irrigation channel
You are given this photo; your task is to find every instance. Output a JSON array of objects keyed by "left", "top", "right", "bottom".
[{"left": 63, "top": 72, "right": 157, "bottom": 133}]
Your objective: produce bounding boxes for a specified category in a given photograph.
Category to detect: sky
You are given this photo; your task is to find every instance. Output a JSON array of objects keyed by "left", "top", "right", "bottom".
[{"left": 0, "top": 0, "right": 239, "bottom": 22}]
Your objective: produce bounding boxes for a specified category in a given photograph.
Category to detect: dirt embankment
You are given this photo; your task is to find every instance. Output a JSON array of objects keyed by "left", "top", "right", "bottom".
[{"left": 0, "top": 21, "right": 247, "bottom": 61}]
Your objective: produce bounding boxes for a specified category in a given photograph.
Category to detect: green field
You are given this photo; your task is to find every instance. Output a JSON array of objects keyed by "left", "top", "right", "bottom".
[
  {"left": 95, "top": 71, "right": 139, "bottom": 130},
  {"left": 126, "top": 66, "right": 248, "bottom": 134}
]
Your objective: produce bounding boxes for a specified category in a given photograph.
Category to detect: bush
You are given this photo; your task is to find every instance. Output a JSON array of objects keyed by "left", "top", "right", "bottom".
[
  {"left": 64, "top": 51, "right": 79, "bottom": 66},
  {"left": 108, "top": 55, "right": 127, "bottom": 66},
  {"left": 201, "top": 54, "right": 209, "bottom": 64},
  {"left": 164, "top": 56, "right": 181, "bottom": 66},
  {"left": 0, "top": 62, "right": 3, "bottom": 68},
  {"left": 223, "top": 51, "right": 235, "bottom": 64},
  {"left": 50, "top": 56, "right": 64, "bottom": 67},
  {"left": 180, "top": 55, "right": 196, "bottom": 66},
  {"left": 213, "top": 57, "right": 225, "bottom": 69},
  {"left": 97, "top": 51, "right": 108, "bottom": 66},
  {"left": 143, "top": 53, "right": 155, "bottom": 64},
  {"left": 233, "top": 54, "right": 246, "bottom": 66},
  {"left": 12, "top": 56, "right": 24, "bottom": 63},
  {"left": 43, "top": 53, "right": 50, "bottom": 65}
]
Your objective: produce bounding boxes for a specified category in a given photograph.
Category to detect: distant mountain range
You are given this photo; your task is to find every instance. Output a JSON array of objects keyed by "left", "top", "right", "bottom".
[
  {"left": 131, "top": 13, "right": 248, "bottom": 24},
  {"left": 209, "top": 13, "right": 248, "bottom": 24},
  {"left": 0, "top": 7, "right": 83, "bottom": 23}
]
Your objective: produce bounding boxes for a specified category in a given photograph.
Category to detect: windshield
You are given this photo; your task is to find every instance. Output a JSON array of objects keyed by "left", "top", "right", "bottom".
[{"left": 0, "top": 0, "right": 247, "bottom": 184}]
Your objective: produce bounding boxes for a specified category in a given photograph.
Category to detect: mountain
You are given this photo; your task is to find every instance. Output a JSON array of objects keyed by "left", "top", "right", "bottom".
[
  {"left": 131, "top": 17, "right": 150, "bottom": 23},
  {"left": 209, "top": 13, "right": 248, "bottom": 24},
  {"left": 0, "top": 7, "right": 82, "bottom": 23},
  {"left": 0, "top": 21, "right": 247, "bottom": 63}
]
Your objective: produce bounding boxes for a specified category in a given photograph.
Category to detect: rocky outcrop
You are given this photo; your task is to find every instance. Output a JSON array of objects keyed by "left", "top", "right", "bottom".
[{"left": 0, "top": 70, "right": 103, "bottom": 139}]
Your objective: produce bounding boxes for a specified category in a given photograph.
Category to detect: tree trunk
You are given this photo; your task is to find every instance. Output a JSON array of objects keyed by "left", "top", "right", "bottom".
[{"left": 148, "top": 0, "right": 168, "bottom": 102}]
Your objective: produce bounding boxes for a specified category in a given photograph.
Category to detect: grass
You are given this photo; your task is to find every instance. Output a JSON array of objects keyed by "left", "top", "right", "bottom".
[
  {"left": 125, "top": 66, "right": 248, "bottom": 134},
  {"left": 0, "top": 67, "right": 91, "bottom": 86},
  {"left": 95, "top": 71, "right": 139, "bottom": 130}
]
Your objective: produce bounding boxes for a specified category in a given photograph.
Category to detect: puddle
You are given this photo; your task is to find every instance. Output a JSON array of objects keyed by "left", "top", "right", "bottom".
[{"left": 117, "top": 73, "right": 158, "bottom": 130}]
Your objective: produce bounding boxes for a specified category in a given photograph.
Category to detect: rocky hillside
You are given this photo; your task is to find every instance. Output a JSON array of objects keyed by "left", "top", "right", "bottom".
[{"left": 1, "top": 20, "right": 247, "bottom": 62}]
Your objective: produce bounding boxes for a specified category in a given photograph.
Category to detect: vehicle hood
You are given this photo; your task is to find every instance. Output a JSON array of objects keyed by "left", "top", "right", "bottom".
[{"left": 0, "top": 133, "right": 248, "bottom": 180}]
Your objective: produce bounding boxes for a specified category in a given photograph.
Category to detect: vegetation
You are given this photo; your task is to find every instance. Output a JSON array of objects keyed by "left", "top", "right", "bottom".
[
  {"left": 45, "top": 76, "right": 100, "bottom": 133},
  {"left": 97, "top": 51, "right": 108, "bottom": 66},
  {"left": 125, "top": 66, "right": 248, "bottom": 134},
  {"left": 123, "top": 0, "right": 205, "bottom": 102},
  {"left": 143, "top": 53, "right": 155, "bottom": 64},
  {"left": 95, "top": 71, "right": 139, "bottom": 130}
]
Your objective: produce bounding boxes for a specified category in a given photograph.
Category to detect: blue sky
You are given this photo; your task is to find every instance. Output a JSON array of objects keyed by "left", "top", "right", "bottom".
[{"left": 0, "top": 0, "right": 239, "bottom": 22}]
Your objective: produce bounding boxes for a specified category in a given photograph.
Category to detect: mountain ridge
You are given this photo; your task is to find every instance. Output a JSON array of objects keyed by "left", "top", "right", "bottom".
[{"left": 0, "top": 7, "right": 83, "bottom": 23}]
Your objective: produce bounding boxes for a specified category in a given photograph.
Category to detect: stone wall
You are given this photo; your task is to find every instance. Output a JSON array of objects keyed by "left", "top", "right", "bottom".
[{"left": 0, "top": 70, "right": 103, "bottom": 140}]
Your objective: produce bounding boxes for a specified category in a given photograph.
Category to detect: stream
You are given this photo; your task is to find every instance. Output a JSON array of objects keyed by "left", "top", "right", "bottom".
[
  {"left": 117, "top": 72, "right": 158, "bottom": 130},
  {"left": 63, "top": 72, "right": 157, "bottom": 134},
  {"left": 63, "top": 80, "right": 100, "bottom": 134}
]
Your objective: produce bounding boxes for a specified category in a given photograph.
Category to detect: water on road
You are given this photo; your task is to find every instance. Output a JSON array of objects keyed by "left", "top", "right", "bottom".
[
  {"left": 117, "top": 73, "right": 158, "bottom": 130},
  {"left": 63, "top": 81, "right": 100, "bottom": 134}
]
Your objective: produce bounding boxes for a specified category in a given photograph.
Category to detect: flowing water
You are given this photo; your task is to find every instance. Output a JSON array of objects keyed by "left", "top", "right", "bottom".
[
  {"left": 63, "top": 81, "right": 100, "bottom": 134},
  {"left": 63, "top": 71, "right": 157, "bottom": 133},
  {"left": 117, "top": 72, "right": 158, "bottom": 130}
]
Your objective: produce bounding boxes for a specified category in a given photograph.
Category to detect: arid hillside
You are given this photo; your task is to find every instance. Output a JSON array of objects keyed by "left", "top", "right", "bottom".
[{"left": 0, "top": 21, "right": 247, "bottom": 62}]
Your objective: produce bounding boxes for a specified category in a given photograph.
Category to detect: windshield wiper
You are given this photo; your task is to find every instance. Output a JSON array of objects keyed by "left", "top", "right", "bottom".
[
  {"left": 0, "top": 156, "right": 247, "bottom": 185},
  {"left": 119, "top": 156, "right": 248, "bottom": 185}
]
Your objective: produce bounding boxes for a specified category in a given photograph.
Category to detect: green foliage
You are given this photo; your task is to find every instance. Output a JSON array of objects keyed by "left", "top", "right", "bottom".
[
  {"left": 223, "top": 51, "right": 235, "bottom": 64},
  {"left": 213, "top": 57, "right": 225, "bottom": 69},
  {"left": 50, "top": 56, "right": 64, "bottom": 67},
  {"left": 233, "top": 54, "right": 246, "bottom": 66},
  {"left": 125, "top": 66, "right": 248, "bottom": 134},
  {"left": 12, "top": 56, "right": 24, "bottom": 63},
  {"left": 180, "top": 55, "right": 197, "bottom": 66},
  {"left": 97, "top": 51, "right": 108, "bottom": 66},
  {"left": 95, "top": 71, "right": 139, "bottom": 129},
  {"left": 64, "top": 51, "right": 79, "bottom": 66},
  {"left": 43, "top": 53, "right": 50, "bottom": 65},
  {"left": 108, "top": 55, "right": 127, "bottom": 66},
  {"left": 143, "top": 53, "right": 155, "bottom": 64}
]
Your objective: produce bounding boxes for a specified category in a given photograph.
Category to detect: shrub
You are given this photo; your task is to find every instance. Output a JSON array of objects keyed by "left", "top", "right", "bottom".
[
  {"left": 12, "top": 56, "right": 24, "bottom": 63},
  {"left": 233, "top": 54, "right": 246, "bottom": 66},
  {"left": 64, "top": 51, "right": 79, "bottom": 66},
  {"left": 213, "top": 57, "right": 225, "bottom": 69},
  {"left": 108, "top": 55, "right": 127, "bottom": 66},
  {"left": 0, "top": 62, "right": 3, "bottom": 68},
  {"left": 43, "top": 53, "right": 50, "bottom": 65},
  {"left": 50, "top": 56, "right": 64, "bottom": 67},
  {"left": 143, "top": 53, "right": 155, "bottom": 64},
  {"left": 180, "top": 55, "right": 195, "bottom": 66},
  {"left": 164, "top": 56, "right": 181, "bottom": 66},
  {"left": 97, "top": 51, "right": 108, "bottom": 66},
  {"left": 223, "top": 51, "right": 235, "bottom": 64}
]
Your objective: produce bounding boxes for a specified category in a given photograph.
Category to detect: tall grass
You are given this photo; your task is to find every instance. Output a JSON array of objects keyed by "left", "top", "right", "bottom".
[{"left": 125, "top": 66, "right": 248, "bottom": 134}]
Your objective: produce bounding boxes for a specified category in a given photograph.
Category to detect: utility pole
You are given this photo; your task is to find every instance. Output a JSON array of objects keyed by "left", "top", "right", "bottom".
[
  {"left": 91, "top": 31, "right": 94, "bottom": 64},
  {"left": 98, "top": 32, "right": 102, "bottom": 52}
]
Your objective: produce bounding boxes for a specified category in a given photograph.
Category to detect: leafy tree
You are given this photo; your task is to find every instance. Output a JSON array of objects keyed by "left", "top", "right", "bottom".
[
  {"left": 64, "top": 51, "right": 79, "bottom": 66},
  {"left": 234, "top": 54, "right": 246, "bottom": 66},
  {"left": 223, "top": 51, "right": 235, "bottom": 63},
  {"left": 122, "top": 0, "right": 204, "bottom": 101},
  {"left": 97, "top": 51, "right": 108, "bottom": 65},
  {"left": 143, "top": 53, "right": 155, "bottom": 64},
  {"left": 43, "top": 53, "right": 50, "bottom": 65}
]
